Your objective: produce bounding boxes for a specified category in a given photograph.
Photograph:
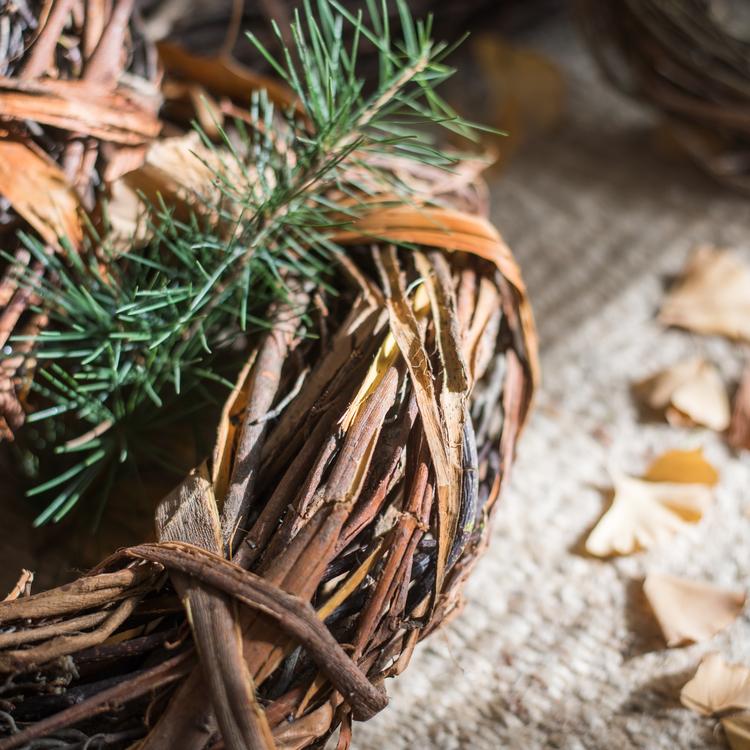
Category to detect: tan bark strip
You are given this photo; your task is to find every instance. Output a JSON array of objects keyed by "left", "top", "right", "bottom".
[
  {"left": 374, "top": 245, "right": 457, "bottom": 596},
  {"left": 243, "top": 368, "right": 400, "bottom": 687},
  {"left": 415, "top": 249, "right": 469, "bottom": 588},
  {"left": 82, "top": 0, "right": 107, "bottom": 59},
  {"left": 157, "top": 471, "right": 275, "bottom": 750},
  {"left": 0, "top": 140, "right": 83, "bottom": 251},
  {"left": 83, "top": 0, "right": 134, "bottom": 86},
  {"left": 0, "top": 78, "right": 161, "bottom": 144},
  {"left": 2, "top": 569, "right": 33, "bottom": 603},
  {"left": 0, "top": 650, "right": 193, "bottom": 750},
  {"left": 212, "top": 354, "right": 257, "bottom": 504},
  {"left": 221, "top": 298, "right": 305, "bottom": 550},
  {"left": 125, "top": 542, "right": 388, "bottom": 721},
  {"left": 19, "top": 0, "right": 77, "bottom": 79}
]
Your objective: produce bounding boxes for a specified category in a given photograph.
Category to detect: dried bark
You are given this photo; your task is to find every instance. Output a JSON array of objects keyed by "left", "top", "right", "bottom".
[{"left": 0, "top": 227, "right": 536, "bottom": 748}]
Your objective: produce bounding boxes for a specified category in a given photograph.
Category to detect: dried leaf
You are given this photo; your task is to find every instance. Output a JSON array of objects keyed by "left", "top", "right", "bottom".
[
  {"left": 681, "top": 653, "right": 750, "bottom": 716},
  {"left": 729, "top": 366, "right": 750, "bottom": 452},
  {"left": 660, "top": 246, "right": 750, "bottom": 341},
  {"left": 642, "top": 447, "right": 719, "bottom": 486},
  {"left": 105, "top": 133, "right": 240, "bottom": 250},
  {"left": 0, "top": 140, "right": 82, "bottom": 251},
  {"left": 585, "top": 450, "right": 717, "bottom": 556},
  {"left": 643, "top": 572, "right": 745, "bottom": 646},
  {"left": 723, "top": 713, "right": 750, "bottom": 750},
  {"left": 157, "top": 42, "right": 299, "bottom": 113},
  {"left": 635, "top": 358, "right": 730, "bottom": 430}
]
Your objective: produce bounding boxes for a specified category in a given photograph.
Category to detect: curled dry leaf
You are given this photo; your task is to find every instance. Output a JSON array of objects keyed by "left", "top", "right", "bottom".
[
  {"left": 643, "top": 572, "right": 745, "bottom": 646},
  {"left": 659, "top": 246, "right": 750, "bottom": 341},
  {"left": 728, "top": 366, "right": 750, "bottom": 452},
  {"left": 681, "top": 652, "right": 750, "bottom": 716},
  {"left": 634, "top": 358, "right": 730, "bottom": 431},
  {"left": 157, "top": 42, "right": 299, "bottom": 114},
  {"left": 723, "top": 713, "right": 750, "bottom": 750},
  {"left": 585, "top": 449, "right": 717, "bottom": 557},
  {"left": 105, "top": 133, "right": 244, "bottom": 249}
]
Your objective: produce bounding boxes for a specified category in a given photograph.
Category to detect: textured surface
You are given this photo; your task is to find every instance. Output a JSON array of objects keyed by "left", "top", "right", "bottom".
[{"left": 355, "top": 12, "right": 750, "bottom": 750}]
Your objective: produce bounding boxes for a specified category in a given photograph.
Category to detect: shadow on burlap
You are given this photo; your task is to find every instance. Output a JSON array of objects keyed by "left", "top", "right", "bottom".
[{"left": 354, "top": 10, "right": 750, "bottom": 750}]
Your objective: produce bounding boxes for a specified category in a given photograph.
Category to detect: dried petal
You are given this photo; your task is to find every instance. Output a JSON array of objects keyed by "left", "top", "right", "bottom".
[
  {"left": 660, "top": 246, "right": 750, "bottom": 341},
  {"left": 635, "top": 358, "right": 730, "bottom": 431},
  {"left": 585, "top": 450, "right": 717, "bottom": 556},
  {"left": 643, "top": 572, "right": 745, "bottom": 646},
  {"left": 642, "top": 447, "right": 719, "bottom": 486},
  {"left": 681, "top": 653, "right": 750, "bottom": 716}
]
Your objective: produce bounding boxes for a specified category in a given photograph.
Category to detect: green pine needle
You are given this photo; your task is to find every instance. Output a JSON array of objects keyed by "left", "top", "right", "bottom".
[{"left": 5, "top": 0, "right": 478, "bottom": 525}]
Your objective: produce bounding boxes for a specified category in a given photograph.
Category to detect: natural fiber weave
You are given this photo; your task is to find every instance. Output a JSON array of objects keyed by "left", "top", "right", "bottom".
[
  {"left": 0, "top": 221, "right": 535, "bottom": 750},
  {"left": 0, "top": 0, "right": 161, "bottom": 438},
  {"left": 0, "top": 3, "right": 539, "bottom": 747}
]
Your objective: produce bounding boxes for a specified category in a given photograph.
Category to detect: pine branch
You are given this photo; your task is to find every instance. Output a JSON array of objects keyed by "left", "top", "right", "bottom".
[{"left": 5, "top": 0, "right": 480, "bottom": 525}]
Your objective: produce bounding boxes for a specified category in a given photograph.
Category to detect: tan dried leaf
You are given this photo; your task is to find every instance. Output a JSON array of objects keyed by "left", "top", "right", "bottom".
[
  {"left": 681, "top": 653, "right": 750, "bottom": 716},
  {"left": 642, "top": 447, "right": 719, "bottom": 487},
  {"left": 157, "top": 42, "right": 299, "bottom": 114},
  {"left": 660, "top": 246, "right": 750, "bottom": 341},
  {"left": 635, "top": 358, "right": 730, "bottom": 431},
  {"left": 643, "top": 573, "right": 745, "bottom": 646},
  {"left": 723, "top": 713, "right": 750, "bottom": 750},
  {"left": 585, "top": 450, "right": 717, "bottom": 556},
  {"left": 274, "top": 702, "right": 334, "bottom": 750},
  {"left": 105, "top": 133, "right": 241, "bottom": 250}
]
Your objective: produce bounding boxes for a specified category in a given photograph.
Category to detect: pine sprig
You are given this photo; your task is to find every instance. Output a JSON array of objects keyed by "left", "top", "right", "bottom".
[{"left": 6, "top": 0, "right": 478, "bottom": 524}]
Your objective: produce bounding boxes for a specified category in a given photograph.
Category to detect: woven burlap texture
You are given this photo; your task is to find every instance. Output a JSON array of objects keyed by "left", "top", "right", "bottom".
[{"left": 355, "top": 14, "right": 750, "bottom": 750}]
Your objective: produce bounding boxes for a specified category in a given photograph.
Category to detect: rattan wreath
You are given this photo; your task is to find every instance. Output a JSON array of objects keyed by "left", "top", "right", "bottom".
[
  {"left": 577, "top": 0, "right": 750, "bottom": 192},
  {"left": 0, "top": 2, "right": 537, "bottom": 749}
]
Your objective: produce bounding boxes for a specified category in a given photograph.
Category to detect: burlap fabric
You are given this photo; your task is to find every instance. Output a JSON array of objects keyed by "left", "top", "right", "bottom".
[{"left": 355, "top": 12, "right": 750, "bottom": 750}]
